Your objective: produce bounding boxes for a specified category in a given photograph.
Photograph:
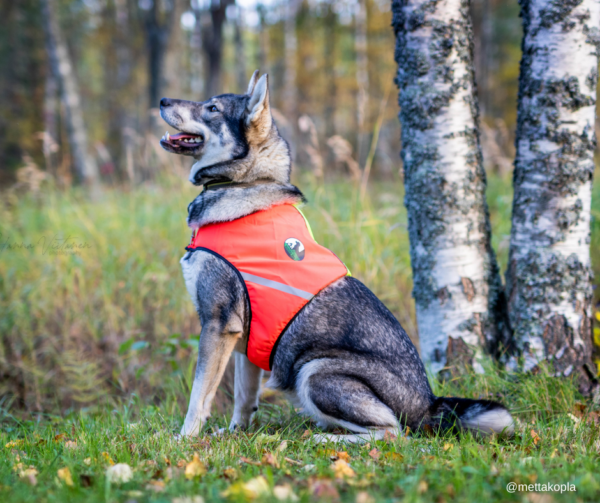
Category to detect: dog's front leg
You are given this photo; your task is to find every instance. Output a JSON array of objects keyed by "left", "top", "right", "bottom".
[
  {"left": 229, "top": 352, "right": 263, "bottom": 431},
  {"left": 180, "top": 321, "right": 241, "bottom": 437}
]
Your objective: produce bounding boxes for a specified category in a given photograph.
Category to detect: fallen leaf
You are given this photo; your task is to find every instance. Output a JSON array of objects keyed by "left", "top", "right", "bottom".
[
  {"left": 368, "top": 449, "right": 381, "bottom": 460},
  {"left": 101, "top": 452, "right": 115, "bottom": 466},
  {"left": 405, "top": 426, "right": 411, "bottom": 436},
  {"left": 422, "top": 425, "right": 434, "bottom": 436},
  {"left": 222, "top": 467, "right": 237, "bottom": 480},
  {"left": 284, "top": 457, "right": 303, "bottom": 466},
  {"left": 530, "top": 429, "right": 541, "bottom": 446},
  {"left": 221, "top": 476, "right": 270, "bottom": 499},
  {"left": 443, "top": 443, "right": 453, "bottom": 452},
  {"left": 83, "top": 457, "right": 92, "bottom": 466},
  {"left": 310, "top": 479, "right": 339, "bottom": 500},
  {"left": 163, "top": 456, "right": 171, "bottom": 466},
  {"left": 177, "top": 459, "right": 187, "bottom": 468},
  {"left": 331, "top": 459, "right": 355, "bottom": 479},
  {"left": 57, "top": 467, "right": 74, "bottom": 486},
  {"left": 383, "top": 430, "right": 397, "bottom": 442},
  {"left": 262, "top": 452, "right": 280, "bottom": 468},
  {"left": 417, "top": 480, "right": 428, "bottom": 494},
  {"left": 301, "top": 429, "right": 312, "bottom": 439},
  {"left": 142, "top": 459, "right": 158, "bottom": 469},
  {"left": 273, "top": 483, "right": 299, "bottom": 501},
  {"left": 239, "top": 456, "right": 261, "bottom": 466},
  {"left": 172, "top": 497, "right": 205, "bottom": 503},
  {"left": 5, "top": 440, "right": 25, "bottom": 449},
  {"left": 54, "top": 433, "right": 67, "bottom": 443},
  {"left": 355, "top": 491, "right": 375, "bottom": 503},
  {"left": 106, "top": 463, "right": 133, "bottom": 484},
  {"left": 277, "top": 440, "right": 288, "bottom": 452},
  {"left": 146, "top": 479, "right": 166, "bottom": 492},
  {"left": 385, "top": 452, "right": 403, "bottom": 462},
  {"left": 185, "top": 453, "right": 207, "bottom": 479},
  {"left": 336, "top": 451, "right": 350, "bottom": 462},
  {"left": 18, "top": 466, "right": 38, "bottom": 486},
  {"left": 303, "top": 464, "right": 316, "bottom": 471}
]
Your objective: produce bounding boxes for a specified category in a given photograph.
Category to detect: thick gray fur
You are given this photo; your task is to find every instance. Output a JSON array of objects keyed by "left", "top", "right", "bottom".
[{"left": 160, "top": 71, "right": 514, "bottom": 439}]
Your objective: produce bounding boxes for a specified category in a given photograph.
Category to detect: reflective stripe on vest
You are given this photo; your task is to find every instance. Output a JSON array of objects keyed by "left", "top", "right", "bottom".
[{"left": 186, "top": 203, "right": 349, "bottom": 370}]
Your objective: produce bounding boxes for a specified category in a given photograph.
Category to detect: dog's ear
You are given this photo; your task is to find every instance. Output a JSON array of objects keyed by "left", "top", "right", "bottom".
[
  {"left": 246, "top": 74, "right": 271, "bottom": 136},
  {"left": 246, "top": 70, "right": 260, "bottom": 95}
]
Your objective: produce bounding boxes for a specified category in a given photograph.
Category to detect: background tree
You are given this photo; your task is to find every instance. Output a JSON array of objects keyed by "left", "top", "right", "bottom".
[
  {"left": 392, "top": 0, "right": 509, "bottom": 375},
  {"left": 505, "top": 0, "right": 600, "bottom": 394},
  {"left": 41, "top": 0, "right": 99, "bottom": 188}
]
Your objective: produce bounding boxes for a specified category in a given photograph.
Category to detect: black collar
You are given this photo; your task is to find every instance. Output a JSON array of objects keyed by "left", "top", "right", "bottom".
[{"left": 202, "top": 180, "right": 238, "bottom": 191}]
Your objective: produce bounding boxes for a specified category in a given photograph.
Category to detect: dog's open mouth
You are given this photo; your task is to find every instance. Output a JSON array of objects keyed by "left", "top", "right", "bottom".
[{"left": 160, "top": 131, "right": 204, "bottom": 150}]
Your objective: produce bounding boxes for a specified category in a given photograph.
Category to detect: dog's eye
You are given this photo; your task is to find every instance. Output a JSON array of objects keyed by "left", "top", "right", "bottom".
[{"left": 208, "top": 105, "right": 218, "bottom": 112}]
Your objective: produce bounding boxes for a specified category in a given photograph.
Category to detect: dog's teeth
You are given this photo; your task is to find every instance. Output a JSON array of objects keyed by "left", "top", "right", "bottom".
[{"left": 166, "top": 132, "right": 170, "bottom": 141}]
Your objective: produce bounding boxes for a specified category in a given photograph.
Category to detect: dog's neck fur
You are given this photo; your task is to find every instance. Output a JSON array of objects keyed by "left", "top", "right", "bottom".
[{"left": 187, "top": 180, "right": 305, "bottom": 230}]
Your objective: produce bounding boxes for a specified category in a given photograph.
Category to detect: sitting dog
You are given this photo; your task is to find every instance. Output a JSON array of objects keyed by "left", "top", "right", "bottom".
[{"left": 159, "top": 71, "right": 513, "bottom": 441}]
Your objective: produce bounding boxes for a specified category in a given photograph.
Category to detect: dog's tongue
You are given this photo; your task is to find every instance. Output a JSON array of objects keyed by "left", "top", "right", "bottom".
[{"left": 170, "top": 133, "right": 201, "bottom": 140}]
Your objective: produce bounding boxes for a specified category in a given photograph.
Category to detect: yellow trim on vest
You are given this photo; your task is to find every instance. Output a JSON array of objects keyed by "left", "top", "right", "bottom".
[{"left": 293, "top": 205, "right": 352, "bottom": 277}]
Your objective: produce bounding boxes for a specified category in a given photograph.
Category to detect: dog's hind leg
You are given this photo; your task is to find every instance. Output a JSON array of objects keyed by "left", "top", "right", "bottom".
[
  {"left": 229, "top": 352, "right": 263, "bottom": 431},
  {"left": 296, "top": 360, "right": 400, "bottom": 443}
]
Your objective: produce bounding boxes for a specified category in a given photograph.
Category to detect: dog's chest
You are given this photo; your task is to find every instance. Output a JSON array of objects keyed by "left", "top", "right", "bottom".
[{"left": 180, "top": 250, "right": 212, "bottom": 311}]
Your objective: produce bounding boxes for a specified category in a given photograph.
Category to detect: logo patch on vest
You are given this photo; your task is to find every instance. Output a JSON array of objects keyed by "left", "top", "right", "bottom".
[{"left": 284, "top": 238, "right": 305, "bottom": 261}]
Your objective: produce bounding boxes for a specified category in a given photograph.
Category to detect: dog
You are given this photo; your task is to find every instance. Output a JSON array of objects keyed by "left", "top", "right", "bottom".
[{"left": 159, "top": 71, "right": 514, "bottom": 441}]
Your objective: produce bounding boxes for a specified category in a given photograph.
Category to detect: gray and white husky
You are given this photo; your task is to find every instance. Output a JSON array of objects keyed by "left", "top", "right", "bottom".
[{"left": 159, "top": 71, "right": 514, "bottom": 441}]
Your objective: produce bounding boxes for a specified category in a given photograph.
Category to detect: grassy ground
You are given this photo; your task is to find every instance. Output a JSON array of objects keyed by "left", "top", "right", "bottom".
[
  {"left": 1, "top": 366, "right": 599, "bottom": 503},
  {"left": 2, "top": 172, "right": 600, "bottom": 502}
]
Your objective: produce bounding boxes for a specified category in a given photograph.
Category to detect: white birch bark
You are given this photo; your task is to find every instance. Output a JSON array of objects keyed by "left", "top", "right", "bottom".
[
  {"left": 506, "top": 0, "right": 599, "bottom": 393},
  {"left": 283, "top": 0, "right": 300, "bottom": 128},
  {"left": 392, "top": 0, "right": 508, "bottom": 375},
  {"left": 41, "top": 0, "right": 99, "bottom": 187}
]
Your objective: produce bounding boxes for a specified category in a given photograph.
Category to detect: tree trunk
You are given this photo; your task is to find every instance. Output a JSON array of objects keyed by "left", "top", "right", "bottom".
[
  {"left": 323, "top": 2, "right": 337, "bottom": 138},
  {"left": 392, "top": 0, "right": 508, "bottom": 375},
  {"left": 203, "top": 0, "right": 234, "bottom": 97},
  {"left": 41, "top": 0, "right": 99, "bottom": 187},
  {"left": 355, "top": 0, "right": 369, "bottom": 162},
  {"left": 234, "top": 5, "right": 247, "bottom": 93},
  {"left": 145, "top": 0, "right": 176, "bottom": 110},
  {"left": 283, "top": 0, "right": 299, "bottom": 137},
  {"left": 506, "top": 0, "right": 599, "bottom": 394},
  {"left": 43, "top": 63, "right": 58, "bottom": 175}
]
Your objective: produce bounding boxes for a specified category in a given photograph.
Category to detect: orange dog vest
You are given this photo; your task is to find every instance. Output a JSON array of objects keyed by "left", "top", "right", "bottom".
[{"left": 186, "top": 204, "right": 349, "bottom": 370}]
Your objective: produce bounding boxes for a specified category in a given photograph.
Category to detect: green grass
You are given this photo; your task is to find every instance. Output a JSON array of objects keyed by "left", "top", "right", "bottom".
[
  {"left": 2, "top": 172, "right": 600, "bottom": 502},
  {"left": 1, "top": 366, "right": 599, "bottom": 503}
]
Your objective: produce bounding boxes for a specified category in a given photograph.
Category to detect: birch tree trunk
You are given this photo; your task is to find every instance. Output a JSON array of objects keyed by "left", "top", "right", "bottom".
[
  {"left": 506, "top": 0, "right": 599, "bottom": 394},
  {"left": 41, "top": 0, "right": 99, "bottom": 187},
  {"left": 392, "top": 0, "right": 509, "bottom": 375},
  {"left": 283, "top": 0, "right": 300, "bottom": 146}
]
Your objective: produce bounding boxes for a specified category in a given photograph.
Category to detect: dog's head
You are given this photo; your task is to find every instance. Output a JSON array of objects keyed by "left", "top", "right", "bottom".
[{"left": 159, "top": 71, "right": 290, "bottom": 186}]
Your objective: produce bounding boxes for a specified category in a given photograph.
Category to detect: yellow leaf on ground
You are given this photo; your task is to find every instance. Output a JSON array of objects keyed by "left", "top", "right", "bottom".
[
  {"left": 417, "top": 480, "right": 428, "bottom": 494},
  {"left": 443, "top": 443, "right": 453, "bottom": 452},
  {"left": 301, "top": 429, "right": 312, "bottom": 438},
  {"left": 273, "top": 483, "right": 299, "bottom": 501},
  {"left": 185, "top": 453, "right": 207, "bottom": 479},
  {"left": 336, "top": 451, "right": 350, "bottom": 462},
  {"left": 5, "top": 440, "right": 25, "bottom": 449},
  {"left": 64, "top": 440, "right": 78, "bottom": 449},
  {"left": 221, "top": 475, "right": 270, "bottom": 499},
  {"left": 19, "top": 467, "right": 38, "bottom": 486},
  {"left": 57, "top": 467, "right": 74, "bottom": 486},
  {"left": 222, "top": 467, "right": 237, "bottom": 480},
  {"left": 83, "top": 457, "right": 92, "bottom": 466},
  {"left": 101, "top": 452, "right": 115, "bottom": 466},
  {"left": 277, "top": 440, "right": 288, "bottom": 452},
  {"left": 331, "top": 459, "right": 355, "bottom": 478},
  {"left": 54, "top": 433, "right": 67, "bottom": 443},
  {"left": 384, "top": 452, "right": 403, "bottom": 462},
  {"left": 530, "top": 429, "right": 541, "bottom": 446}
]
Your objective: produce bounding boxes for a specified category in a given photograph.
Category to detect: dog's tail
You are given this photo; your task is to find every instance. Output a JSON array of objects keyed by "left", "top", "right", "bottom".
[{"left": 428, "top": 396, "right": 514, "bottom": 436}]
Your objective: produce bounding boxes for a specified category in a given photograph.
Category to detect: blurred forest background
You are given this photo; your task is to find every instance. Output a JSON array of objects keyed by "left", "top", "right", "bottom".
[
  {"left": 0, "top": 0, "right": 521, "bottom": 185},
  {"left": 1, "top": 0, "right": 600, "bottom": 415}
]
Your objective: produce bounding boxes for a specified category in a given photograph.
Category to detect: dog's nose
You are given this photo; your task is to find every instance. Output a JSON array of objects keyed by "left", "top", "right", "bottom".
[{"left": 160, "top": 97, "right": 172, "bottom": 108}]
